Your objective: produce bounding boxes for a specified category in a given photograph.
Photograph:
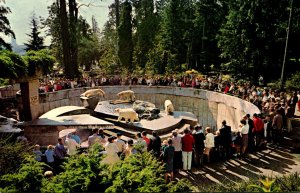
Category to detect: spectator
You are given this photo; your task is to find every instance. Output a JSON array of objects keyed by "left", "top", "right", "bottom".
[
  {"left": 204, "top": 127, "right": 214, "bottom": 163},
  {"left": 232, "top": 131, "right": 242, "bottom": 157},
  {"left": 149, "top": 131, "right": 161, "bottom": 158},
  {"left": 65, "top": 133, "right": 80, "bottom": 156},
  {"left": 219, "top": 120, "right": 232, "bottom": 159},
  {"left": 33, "top": 144, "right": 43, "bottom": 162},
  {"left": 134, "top": 132, "right": 147, "bottom": 152},
  {"left": 181, "top": 129, "right": 194, "bottom": 171},
  {"left": 88, "top": 128, "right": 100, "bottom": 147},
  {"left": 272, "top": 109, "right": 283, "bottom": 145},
  {"left": 124, "top": 139, "right": 137, "bottom": 157},
  {"left": 252, "top": 113, "right": 264, "bottom": 148},
  {"left": 102, "top": 136, "right": 120, "bottom": 165},
  {"left": 239, "top": 119, "right": 249, "bottom": 156},
  {"left": 71, "top": 130, "right": 81, "bottom": 145},
  {"left": 163, "top": 138, "right": 175, "bottom": 183},
  {"left": 142, "top": 131, "right": 150, "bottom": 149},
  {"left": 54, "top": 138, "right": 67, "bottom": 160},
  {"left": 45, "top": 145, "right": 55, "bottom": 168},
  {"left": 192, "top": 126, "right": 205, "bottom": 167},
  {"left": 244, "top": 114, "right": 254, "bottom": 152},
  {"left": 171, "top": 130, "right": 182, "bottom": 172},
  {"left": 17, "top": 130, "right": 28, "bottom": 144},
  {"left": 115, "top": 133, "right": 126, "bottom": 157}
]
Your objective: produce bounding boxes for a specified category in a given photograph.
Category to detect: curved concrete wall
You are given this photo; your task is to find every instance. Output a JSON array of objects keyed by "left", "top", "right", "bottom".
[{"left": 38, "top": 86, "right": 260, "bottom": 131}]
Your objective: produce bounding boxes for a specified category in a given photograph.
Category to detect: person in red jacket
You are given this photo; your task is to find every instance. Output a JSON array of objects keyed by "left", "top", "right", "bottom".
[
  {"left": 181, "top": 128, "right": 194, "bottom": 171},
  {"left": 252, "top": 113, "right": 264, "bottom": 148}
]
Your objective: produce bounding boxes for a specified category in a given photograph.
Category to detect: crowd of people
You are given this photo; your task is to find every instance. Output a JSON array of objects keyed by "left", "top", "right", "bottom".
[
  {"left": 22, "top": 74, "right": 300, "bottom": 181},
  {"left": 38, "top": 75, "right": 300, "bottom": 117},
  {"left": 16, "top": 103, "right": 290, "bottom": 183}
]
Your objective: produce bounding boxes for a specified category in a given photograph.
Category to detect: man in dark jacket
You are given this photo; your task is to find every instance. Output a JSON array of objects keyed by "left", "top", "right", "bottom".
[
  {"left": 192, "top": 126, "right": 205, "bottom": 166},
  {"left": 245, "top": 114, "right": 255, "bottom": 152},
  {"left": 149, "top": 131, "right": 161, "bottom": 158},
  {"left": 219, "top": 120, "right": 232, "bottom": 159}
]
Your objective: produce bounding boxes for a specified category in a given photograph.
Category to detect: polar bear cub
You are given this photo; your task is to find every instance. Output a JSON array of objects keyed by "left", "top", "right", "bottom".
[
  {"left": 80, "top": 89, "right": 105, "bottom": 99},
  {"left": 164, "top": 100, "right": 174, "bottom": 115},
  {"left": 117, "top": 90, "right": 136, "bottom": 102},
  {"left": 115, "top": 108, "right": 139, "bottom": 123}
]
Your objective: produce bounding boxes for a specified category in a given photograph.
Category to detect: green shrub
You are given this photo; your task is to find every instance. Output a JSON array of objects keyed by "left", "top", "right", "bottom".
[
  {"left": 0, "top": 156, "right": 46, "bottom": 192},
  {"left": 106, "top": 151, "right": 194, "bottom": 193},
  {"left": 0, "top": 135, "right": 32, "bottom": 176},
  {"left": 275, "top": 172, "right": 300, "bottom": 192},
  {"left": 106, "top": 151, "right": 166, "bottom": 193},
  {"left": 286, "top": 72, "right": 300, "bottom": 91},
  {"left": 41, "top": 143, "right": 109, "bottom": 193}
]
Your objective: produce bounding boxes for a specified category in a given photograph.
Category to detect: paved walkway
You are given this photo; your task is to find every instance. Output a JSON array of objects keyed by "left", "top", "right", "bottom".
[
  {"left": 176, "top": 146, "right": 300, "bottom": 188},
  {"left": 177, "top": 104, "right": 300, "bottom": 188}
]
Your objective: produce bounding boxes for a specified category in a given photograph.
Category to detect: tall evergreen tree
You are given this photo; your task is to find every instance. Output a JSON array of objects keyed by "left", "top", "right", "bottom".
[
  {"left": 24, "top": 14, "right": 45, "bottom": 51},
  {"left": 0, "top": 0, "right": 15, "bottom": 50},
  {"left": 147, "top": 0, "right": 189, "bottom": 74},
  {"left": 132, "top": 0, "right": 159, "bottom": 71},
  {"left": 217, "top": 0, "right": 290, "bottom": 81},
  {"left": 117, "top": 0, "right": 133, "bottom": 73}
]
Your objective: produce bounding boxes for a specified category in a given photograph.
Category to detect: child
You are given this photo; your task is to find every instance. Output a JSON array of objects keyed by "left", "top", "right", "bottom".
[
  {"left": 232, "top": 131, "right": 242, "bottom": 157},
  {"left": 33, "top": 144, "right": 43, "bottom": 162}
]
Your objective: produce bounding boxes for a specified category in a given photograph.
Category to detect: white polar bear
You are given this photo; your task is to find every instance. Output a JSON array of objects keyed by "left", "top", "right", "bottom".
[
  {"left": 80, "top": 89, "right": 105, "bottom": 99},
  {"left": 115, "top": 108, "right": 139, "bottom": 123},
  {"left": 164, "top": 100, "right": 174, "bottom": 115},
  {"left": 117, "top": 90, "right": 135, "bottom": 102}
]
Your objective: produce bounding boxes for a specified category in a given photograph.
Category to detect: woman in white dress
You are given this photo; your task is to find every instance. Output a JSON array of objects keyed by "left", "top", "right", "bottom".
[{"left": 101, "top": 136, "right": 120, "bottom": 165}]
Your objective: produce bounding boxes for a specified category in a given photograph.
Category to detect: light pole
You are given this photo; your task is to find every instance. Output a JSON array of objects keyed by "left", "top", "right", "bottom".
[{"left": 280, "top": 0, "right": 293, "bottom": 90}]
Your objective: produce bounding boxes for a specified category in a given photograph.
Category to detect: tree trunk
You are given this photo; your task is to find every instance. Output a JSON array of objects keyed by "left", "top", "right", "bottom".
[
  {"left": 115, "top": 0, "right": 120, "bottom": 28},
  {"left": 59, "top": 0, "right": 73, "bottom": 78},
  {"left": 69, "top": 0, "right": 79, "bottom": 77}
]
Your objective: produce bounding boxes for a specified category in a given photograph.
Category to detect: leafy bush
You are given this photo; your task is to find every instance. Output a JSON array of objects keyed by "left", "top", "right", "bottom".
[
  {"left": 0, "top": 78, "right": 9, "bottom": 86},
  {"left": 23, "top": 49, "right": 56, "bottom": 76},
  {"left": 106, "top": 151, "right": 193, "bottom": 193},
  {"left": 106, "top": 151, "right": 166, "bottom": 193},
  {"left": 41, "top": 143, "right": 109, "bottom": 193},
  {"left": 286, "top": 72, "right": 300, "bottom": 91},
  {"left": 275, "top": 172, "right": 300, "bottom": 192},
  {"left": 0, "top": 156, "right": 46, "bottom": 192},
  {"left": 0, "top": 135, "right": 32, "bottom": 176}
]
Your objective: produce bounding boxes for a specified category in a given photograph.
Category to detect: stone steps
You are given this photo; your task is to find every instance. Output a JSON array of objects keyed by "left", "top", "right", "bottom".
[{"left": 102, "top": 122, "right": 190, "bottom": 142}]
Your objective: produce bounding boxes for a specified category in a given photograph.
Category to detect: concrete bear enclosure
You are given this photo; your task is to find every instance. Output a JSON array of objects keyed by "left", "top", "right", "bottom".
[{"left": 38, "top": 86, "right": 260, "bottom": 131}]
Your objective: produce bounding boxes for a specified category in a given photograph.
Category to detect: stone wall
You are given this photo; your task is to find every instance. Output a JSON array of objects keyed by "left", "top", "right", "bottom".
[{"left": 39, "top": 86, "right": 260, "bottom": 131}]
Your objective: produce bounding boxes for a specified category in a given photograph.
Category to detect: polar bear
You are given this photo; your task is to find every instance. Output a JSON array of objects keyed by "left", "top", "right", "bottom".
[
  {"left": 117, "top": 90, "right": 135, "bottom": 102},
  {"left": 80, "top": 89, "right": 105, "bottom": 99},
  {"left": 115, "top": 108, "right": 139, "bottom": 123},
  {"left": 164, "top": 100, "right": 174, "bottom": 115}
]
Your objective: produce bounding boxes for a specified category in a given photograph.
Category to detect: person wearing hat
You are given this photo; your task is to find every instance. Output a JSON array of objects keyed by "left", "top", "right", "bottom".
[{"left": 115, "top": 132, "right": 125, "bottom": 157}]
